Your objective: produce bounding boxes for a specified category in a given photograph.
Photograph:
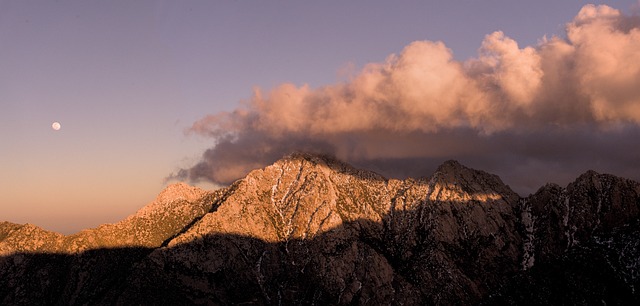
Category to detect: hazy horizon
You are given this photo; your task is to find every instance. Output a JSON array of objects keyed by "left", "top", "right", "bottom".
[{"left": 3, "top": 1, "right": 640, "bottom": 234}]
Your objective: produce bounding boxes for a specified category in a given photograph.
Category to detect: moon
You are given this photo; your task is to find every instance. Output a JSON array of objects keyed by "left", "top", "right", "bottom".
[{"left": 52, "top": 122, "right": 61, "bottom": 131}]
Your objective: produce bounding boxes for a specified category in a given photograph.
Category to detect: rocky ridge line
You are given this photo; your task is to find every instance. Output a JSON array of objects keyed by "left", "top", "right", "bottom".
[{"left": 1, "top": 153, "right": 639, "bottom": 304}]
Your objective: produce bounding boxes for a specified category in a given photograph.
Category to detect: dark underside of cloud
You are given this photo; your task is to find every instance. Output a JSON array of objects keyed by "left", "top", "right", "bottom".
[{"left": 169, "top": 4, "right": 640, "bottom": 195}]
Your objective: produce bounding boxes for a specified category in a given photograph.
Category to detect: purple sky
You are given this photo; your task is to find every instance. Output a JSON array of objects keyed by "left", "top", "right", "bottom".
[{"left": 2, "top": 1, "right": 639, "bottom": 234}]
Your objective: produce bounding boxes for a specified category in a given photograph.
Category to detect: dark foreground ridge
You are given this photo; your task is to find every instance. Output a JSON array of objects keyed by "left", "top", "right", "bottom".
[{"left": 1, "top": 153, "right": 639, "bottom": 305}]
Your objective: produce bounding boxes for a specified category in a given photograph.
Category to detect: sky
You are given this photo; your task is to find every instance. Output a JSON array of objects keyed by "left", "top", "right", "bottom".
[{"left": 2, "top": 1, "right": 640, "bottom": 234}]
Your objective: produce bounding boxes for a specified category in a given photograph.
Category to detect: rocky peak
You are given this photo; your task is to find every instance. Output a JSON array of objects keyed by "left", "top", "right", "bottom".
[
  {"left": 0, "top": 223, "right": 64, "bottom": 256},
  {"left": 565, "top": 170, "right": 640, "bottom": 231},
  {"left": 522, "top": 168, "right": 640, "bottom": 272},
  {"left": 64, "top": 182, "right": 217, "bottom": 251},
  {"left": 276, "top": 152, "right": 387, "bottom": 181},
  {"left": 428, "top": 160, "right": 517, "bottom": 203},
  {"left": 2, "top": 156, "right": 640, "bottom": 304},
  {"left": 155, "top": 182, "right": 207, "bottom": 204},
  {"left": 168, "top": 153, "right": 391, "bottom": 246},
  {"left": 131, "top": 182, "right": 208, "bottom": 220}
]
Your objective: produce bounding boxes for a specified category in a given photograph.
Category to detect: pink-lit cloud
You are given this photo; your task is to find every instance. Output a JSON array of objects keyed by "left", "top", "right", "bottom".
[{"left": 170, "top": 5, "right": 640, "bottom": 194}]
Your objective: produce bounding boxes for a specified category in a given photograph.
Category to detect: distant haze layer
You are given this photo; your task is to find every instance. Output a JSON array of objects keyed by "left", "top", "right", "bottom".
[{"left": 172, "top": 4, "right": 640, "bottom": 195}]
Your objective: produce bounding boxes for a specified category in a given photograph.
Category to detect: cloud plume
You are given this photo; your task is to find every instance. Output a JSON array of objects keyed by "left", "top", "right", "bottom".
[{"left": 171, "top": 5, "right": 640, "bottom": 194}]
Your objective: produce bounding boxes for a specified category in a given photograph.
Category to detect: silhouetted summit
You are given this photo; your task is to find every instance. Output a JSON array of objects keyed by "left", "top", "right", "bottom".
[{"left": 1, "top": 155, "right": 639, "bottom": 304}]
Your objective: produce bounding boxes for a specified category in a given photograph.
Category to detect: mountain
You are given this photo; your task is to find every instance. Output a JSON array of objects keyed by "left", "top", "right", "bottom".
[{"left": 1, "top": 153, "right": 639, "bottom": 304}]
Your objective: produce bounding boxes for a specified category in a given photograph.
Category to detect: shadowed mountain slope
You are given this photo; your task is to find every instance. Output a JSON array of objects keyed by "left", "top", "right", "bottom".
[{"left": 1, "top": 153, "right": 639, "bottom": 304}]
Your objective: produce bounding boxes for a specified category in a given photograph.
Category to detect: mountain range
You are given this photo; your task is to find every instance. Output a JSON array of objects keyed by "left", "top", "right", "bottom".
[{"left": 1, "top": 153, "right": 639, "bottom": 304}]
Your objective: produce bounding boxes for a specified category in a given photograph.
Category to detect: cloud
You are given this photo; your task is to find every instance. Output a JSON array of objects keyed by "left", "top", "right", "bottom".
[{"left": 170, "top": 4, "right": 640, "bottom": 195}]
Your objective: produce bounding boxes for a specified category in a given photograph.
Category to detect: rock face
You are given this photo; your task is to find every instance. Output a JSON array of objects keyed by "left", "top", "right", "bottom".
[{"left": 1, "top": 153, "right": 639, "bottom": 305}]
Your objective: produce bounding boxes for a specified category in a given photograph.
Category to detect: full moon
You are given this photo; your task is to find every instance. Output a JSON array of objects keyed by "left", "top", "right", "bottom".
[{"left": 52, "top": 122, "right": 61, "bottom": 131}]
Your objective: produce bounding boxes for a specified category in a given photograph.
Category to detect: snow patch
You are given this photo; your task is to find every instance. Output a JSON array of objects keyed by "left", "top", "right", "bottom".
[{"left": 520, "top": 198, "right": 535, "bottom": 270}]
